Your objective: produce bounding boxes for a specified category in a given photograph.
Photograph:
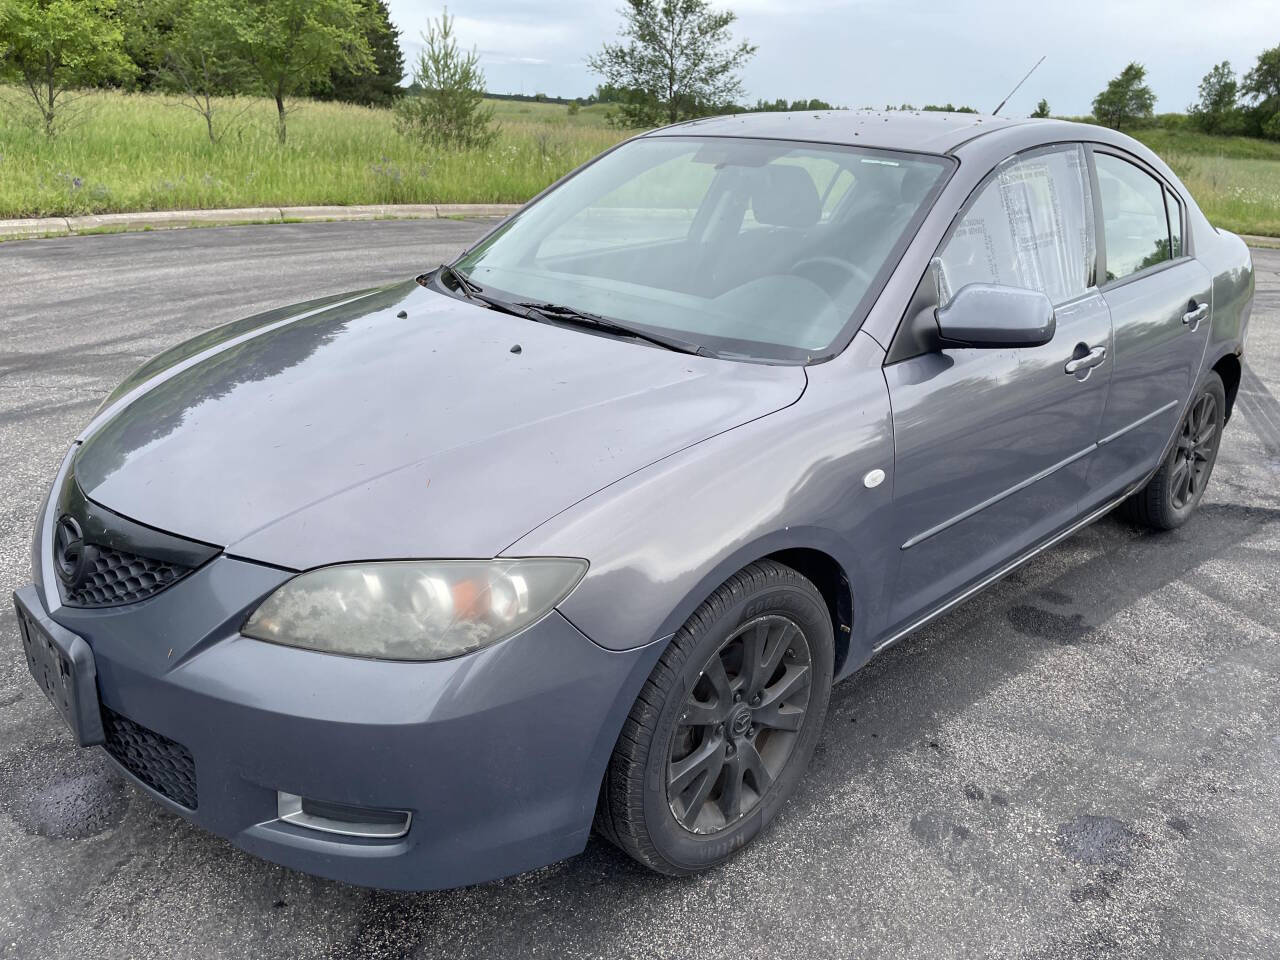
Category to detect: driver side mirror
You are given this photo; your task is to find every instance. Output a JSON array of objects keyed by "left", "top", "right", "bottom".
[{"left": 935, "top": 283, "right": 1056, "bottom": 349}]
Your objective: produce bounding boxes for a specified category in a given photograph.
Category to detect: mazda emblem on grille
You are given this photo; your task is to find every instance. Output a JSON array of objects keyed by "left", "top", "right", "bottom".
[{"left": 54, "top": 515, "right": 87, "bottom": 588}]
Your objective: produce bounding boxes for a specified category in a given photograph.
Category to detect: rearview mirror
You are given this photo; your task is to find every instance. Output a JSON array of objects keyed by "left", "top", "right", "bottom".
[{"left": 935, "top": 283, "right": 1056, "bottom": 349}]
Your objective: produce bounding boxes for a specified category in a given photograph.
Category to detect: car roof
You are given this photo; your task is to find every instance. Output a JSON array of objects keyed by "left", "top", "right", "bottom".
[{"left": 644, "top": 109, "right": 1077, "bottom": 155}]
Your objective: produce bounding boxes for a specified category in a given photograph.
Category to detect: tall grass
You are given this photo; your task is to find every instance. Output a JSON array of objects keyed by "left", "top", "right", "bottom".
[
  {"left": 0, "top": 89, "right": 626, "bottom": 218},
  {"left": 1124, "top": 128, "right": 1280, "bottom": 236},
  {"left": 2, "top": 90, "right": 1279, "bottom": 236},
  {"left": 1164, "top": 153, "right": 1280, "bottom": 237}
]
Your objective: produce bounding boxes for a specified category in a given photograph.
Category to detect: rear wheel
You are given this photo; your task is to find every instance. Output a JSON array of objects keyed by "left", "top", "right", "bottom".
[
  {"left": 1121, "top": 371, "right": 1225, "bottom": 530},
  {"left": 595, "top": 560, "right": 834, "bottom": 875}
]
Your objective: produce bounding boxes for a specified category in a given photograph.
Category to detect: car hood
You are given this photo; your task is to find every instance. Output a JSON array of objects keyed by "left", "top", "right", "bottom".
[{"left": 74, "top": 281, "right": 806, "bottom": 569}]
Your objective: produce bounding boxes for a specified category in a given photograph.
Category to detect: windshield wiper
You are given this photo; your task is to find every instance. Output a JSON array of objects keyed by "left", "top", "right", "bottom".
[
  {"left": 436, "top": 262, "right": 482, "bottom": 299},
  {"left": 434, "top": 264, "right": 535, "bottom": 320},
  {"left": 434, "top": 272, "right": 707, "bottom": 356},
  {"left": 517, "top": 302, "right": 707, "bottom": 356}
]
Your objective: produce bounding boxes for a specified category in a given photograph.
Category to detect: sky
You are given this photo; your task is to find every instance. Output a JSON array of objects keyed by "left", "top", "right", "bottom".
[{"left": 383, "top": 0, "right": 1277, "bottom": 117}]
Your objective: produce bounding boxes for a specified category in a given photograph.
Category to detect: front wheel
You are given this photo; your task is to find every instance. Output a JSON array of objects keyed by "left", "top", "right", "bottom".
[
  {"left": 1121, "top": 371, "right": 1226, "bottom": 530},
  {"left": 595, "top": 560, "right": 834, "bottom": 875}
]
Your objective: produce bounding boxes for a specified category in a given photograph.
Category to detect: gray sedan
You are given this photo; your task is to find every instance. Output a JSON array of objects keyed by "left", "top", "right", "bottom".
[{"left": 14, "top": 110, "right": 1253, "bottom": 890}]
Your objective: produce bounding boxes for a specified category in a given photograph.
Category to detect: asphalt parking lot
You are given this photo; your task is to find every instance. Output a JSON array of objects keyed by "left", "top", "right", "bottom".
[{"left": 2, "top": 221, "right": 1279, "bottom": 960}]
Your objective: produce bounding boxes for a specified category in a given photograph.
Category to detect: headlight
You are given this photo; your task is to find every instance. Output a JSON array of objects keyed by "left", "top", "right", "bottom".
[{"left": 241, "top": 558, "right": 587, "bottom": 661}]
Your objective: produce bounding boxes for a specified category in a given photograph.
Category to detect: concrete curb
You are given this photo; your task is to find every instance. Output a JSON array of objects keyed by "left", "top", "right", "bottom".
[
  {"left": 0, "top": 203, "right": 521, "bottom": 241},
  {"left": 4, "top": 206, "right": 1277, "bottom": 247}
]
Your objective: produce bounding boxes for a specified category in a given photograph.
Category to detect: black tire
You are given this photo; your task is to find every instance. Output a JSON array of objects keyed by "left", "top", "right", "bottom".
[
  {"left": 595, "top": 559, "right": 834, "bottom": 875},
  {"left": 1121, "top": 371, "right": 1226, "bottom": 531}
]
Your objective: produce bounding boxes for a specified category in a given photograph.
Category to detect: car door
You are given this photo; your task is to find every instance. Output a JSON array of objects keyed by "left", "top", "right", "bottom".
[
  {"left": 1084, "top": 149, "right": 1213, "bottom": 505},
  {"left": 882, "top": 144, "right": 1112, "bottom": 632}
]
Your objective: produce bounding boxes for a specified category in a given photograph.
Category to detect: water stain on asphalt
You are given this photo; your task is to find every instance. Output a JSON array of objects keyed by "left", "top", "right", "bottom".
[
  {"left": 910, "top": 810, "right": 971, "bottom": 845},
  {"left": 0, "top": 742, "right": 128, "bottom": 839},
  {"left": 1068, "top": 883, "right": 1112, "bottom": 904},
  {"left": 1055, "top": 815, "right": 1137, "bottom": 866},
  {"left": 1007, "top": 604, "right": 1093, "bottom": 644},
  {"left": 1166, "top": 816, "right": 1193, "bottom": 838}
]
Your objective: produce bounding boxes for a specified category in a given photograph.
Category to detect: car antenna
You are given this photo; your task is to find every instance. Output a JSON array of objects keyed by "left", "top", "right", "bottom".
[{"left": 991, "top": 55, "right": 1045, "bottom": 116}]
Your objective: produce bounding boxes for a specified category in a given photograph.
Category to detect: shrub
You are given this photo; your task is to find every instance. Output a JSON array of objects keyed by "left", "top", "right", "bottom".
[{"left": 394, "top": 8, "right": 494, "bottom": 149}]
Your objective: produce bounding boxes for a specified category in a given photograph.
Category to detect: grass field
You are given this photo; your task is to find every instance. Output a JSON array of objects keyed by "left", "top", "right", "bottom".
[
  {"left": 0, "top": 90, "right": 626, "bottom": 218},
  {"left": 1, "top": 89, "right": 1279, "bottom": 236},
  {"left": 1125, "top": 127, "right": 1280, "bottom": 236}
]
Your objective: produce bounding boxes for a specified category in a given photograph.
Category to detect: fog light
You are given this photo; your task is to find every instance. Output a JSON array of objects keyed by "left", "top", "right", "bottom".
[{"left": 276, "top": 792, "right": 411, "bottom": 839}]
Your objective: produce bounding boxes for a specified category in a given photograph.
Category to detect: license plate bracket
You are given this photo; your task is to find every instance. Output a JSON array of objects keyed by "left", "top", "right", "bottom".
[{"left": 13, "top": 586, "right": 104, "bottom": 746}]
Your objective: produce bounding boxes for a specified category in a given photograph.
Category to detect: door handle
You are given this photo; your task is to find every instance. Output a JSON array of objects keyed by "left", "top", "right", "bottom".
[
  {"left": 1183, "top": 302, "right": 1209, "bottom": 329},
  {"left": 1065, "top": 345, "right": 1107, "bottom": 375}
]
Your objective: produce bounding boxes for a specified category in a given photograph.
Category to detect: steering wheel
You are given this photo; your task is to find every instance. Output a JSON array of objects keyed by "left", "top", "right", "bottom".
[{"left": 792, "top": 256, "right": 874, "bottom": 297}]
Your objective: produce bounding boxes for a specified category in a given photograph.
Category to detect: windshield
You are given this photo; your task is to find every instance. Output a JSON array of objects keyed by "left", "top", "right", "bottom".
[{"left": 454, "top": 135, "right": 951, "bottom": 362}]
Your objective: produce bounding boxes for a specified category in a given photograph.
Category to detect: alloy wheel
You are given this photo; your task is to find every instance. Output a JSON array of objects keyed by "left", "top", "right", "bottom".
[
  {"left": 666, "top": 614, "right": 813, "bottom": 834},
  {"left": 1171, "top": 392, "right": 1219, "bottom": 510}
]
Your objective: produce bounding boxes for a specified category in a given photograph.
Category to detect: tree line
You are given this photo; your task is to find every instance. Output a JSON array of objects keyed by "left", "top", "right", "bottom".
[
  {"left": 0, "top": 0, "right": 404, "bottom": 141},
  {"left": 1090, "top": 52, "right": 1280, "bottom": 137},
  {"left": 2, "top": 0, "right": 1279, "bottom": 150}
]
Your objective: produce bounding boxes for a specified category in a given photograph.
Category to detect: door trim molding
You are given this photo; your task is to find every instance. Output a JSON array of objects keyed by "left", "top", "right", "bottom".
[
  {"left": 876, "top": 491, "right": 1131, "bottom": 654},
  {"left": 1097, "top": 399, "right": 1180, "bottom": 446},
  {"left": 900, "top": 443, "right": 1097, "bottom": 550}
]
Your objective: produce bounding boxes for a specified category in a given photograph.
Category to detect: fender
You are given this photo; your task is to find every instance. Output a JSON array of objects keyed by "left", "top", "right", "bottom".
[{"left": 509, "top": 332, "right": 897, "bottom": 661}]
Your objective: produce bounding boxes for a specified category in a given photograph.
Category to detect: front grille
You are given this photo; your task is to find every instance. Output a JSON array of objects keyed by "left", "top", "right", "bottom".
[
  {"left": 101, "top": 706, "right": 198, "bottom": 809},
  {"left": 63, "top": 545, "right": 193, "bottom": 608}
]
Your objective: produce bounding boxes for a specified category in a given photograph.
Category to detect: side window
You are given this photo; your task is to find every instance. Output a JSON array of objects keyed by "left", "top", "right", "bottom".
[
  {"left": 933, "top": 145, "right": 1095, "bottom": 307},
  {"left": 1094, "top": 153, "right": 1172, "bottom": 281},
  {"left": 1165, "top": 188, "right": 1183, "bottom": 259}
]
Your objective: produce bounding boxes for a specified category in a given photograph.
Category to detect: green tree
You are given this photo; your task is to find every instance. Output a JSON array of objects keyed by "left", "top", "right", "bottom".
[
  {"left": 1188, "top": 60, "right": 1239, "bottom": 134},
  {"left": 394, "top": 8, "right": 494, "bottom": 148},
  {"left": 1092, "top": 62, "right": 1155, "bottom": 130},
  {"left": 233, "top": 0, "right": 374, "bottom": 143},
  {"left": 1242, "top": 44, "right": 1280, "bottom": 139},
  {"left": 0, "top": 0, "right": 136, "bottom": 136},
  {"left": 1031, "top": 98, "right": 1050, "bottom": 118},
  {"left": 116, "top": 0, "right": 178, "bottom": 91},
  {"left": 312, "top": 0, "right": 402, "bottom": 107},
  {"left": 588, "top": 0, "right": 756, "bottom": 127},
  {"left": 156, "top": 0, "right": 251, "bottom": 142}
]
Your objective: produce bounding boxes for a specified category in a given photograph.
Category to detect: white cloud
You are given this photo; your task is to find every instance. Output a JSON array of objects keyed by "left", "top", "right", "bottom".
[{"left": 386, "top": 0, "right": 1280, "bottom": 113}]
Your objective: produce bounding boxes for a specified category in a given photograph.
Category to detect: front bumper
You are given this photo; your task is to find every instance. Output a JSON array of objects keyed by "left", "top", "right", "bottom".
[{"left": 25, "top": 555, "right": 664, "bottom": 890}]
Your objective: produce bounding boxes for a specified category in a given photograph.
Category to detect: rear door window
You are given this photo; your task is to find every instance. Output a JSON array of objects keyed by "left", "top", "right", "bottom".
[{"left": 1094, "top": 153, "right": 1174, "bottom": 281}]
